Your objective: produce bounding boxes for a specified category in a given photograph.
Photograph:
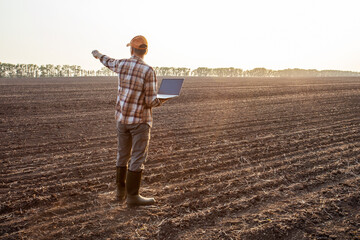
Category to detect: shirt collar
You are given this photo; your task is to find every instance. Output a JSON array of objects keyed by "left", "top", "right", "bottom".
[{"left": 131, "top": 55, "right": 145, "bottom": 64}]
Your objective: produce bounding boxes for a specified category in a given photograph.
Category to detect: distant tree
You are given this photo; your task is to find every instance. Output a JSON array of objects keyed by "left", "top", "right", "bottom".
[
  {"left": 46, "top": 64, "right": 55, "bottom": 77},
  {"left": 39, "top": 65, "right": 47, "bottom": 77},
  {"left": 15, "top": 64, "right": 23, "bottom": 78},
  {"left": 212, "top": 68, "right": 225, "bottom": 77},
  {"left": 61, "top": 65, "right": 70, "bottom": 77},
  {"left": 248, "top": 68, "right": 269, "bottom": 77},
  {"left": 191, "top": 67, "right": 210, "bottom": 76},
  {"left": 0, "top": 63, "right": 5, "bottom": 78},
  {"left": 179, "top": 67, "right": 190, "bottom": 76},
  {"left": 54, "top": 65, "right": 61, "bottom": 77},
  {"left": 8, "top": 64, "right": 16, "bottom": 77},
  {"left": 161, "top": 67, "right": 171, "bottom": 76}
]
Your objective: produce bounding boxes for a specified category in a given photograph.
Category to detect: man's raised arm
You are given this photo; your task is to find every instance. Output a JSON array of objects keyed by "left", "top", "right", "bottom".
[{"left": 92, "top": 50, "right": 121, "bottom": 73}]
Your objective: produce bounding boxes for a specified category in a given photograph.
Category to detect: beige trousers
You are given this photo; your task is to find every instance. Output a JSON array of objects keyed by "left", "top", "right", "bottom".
[{"left": 116, "top": 122, "right": 150, "bottom": 172}]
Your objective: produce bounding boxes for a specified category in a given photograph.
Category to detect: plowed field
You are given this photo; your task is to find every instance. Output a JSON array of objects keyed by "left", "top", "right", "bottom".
[{"left": 1, "top": 76, "right": 360, "bottom": 240}]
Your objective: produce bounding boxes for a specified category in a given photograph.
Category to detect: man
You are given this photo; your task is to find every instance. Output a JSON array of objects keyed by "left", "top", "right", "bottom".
[{"left": 92, "top": 35, "right": 166, "bottom": 206}]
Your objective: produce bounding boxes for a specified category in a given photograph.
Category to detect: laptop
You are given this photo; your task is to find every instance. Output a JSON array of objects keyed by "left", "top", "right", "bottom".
[{"left": 157, "top": 78, "right": 184, "bottom": 99}]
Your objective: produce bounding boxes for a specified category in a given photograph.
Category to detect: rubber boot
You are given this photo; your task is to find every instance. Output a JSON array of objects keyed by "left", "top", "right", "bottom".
[
  {"left": 116, "top": 167, "right": 127, "bottom": 201},
  {"left": 126, "top": 170, "right": 155, "bottom": 206}
]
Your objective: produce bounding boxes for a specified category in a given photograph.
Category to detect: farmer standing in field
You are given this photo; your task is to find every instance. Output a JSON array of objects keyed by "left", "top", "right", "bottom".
[{"left": 92, "top": 35, "right": 166, "bottom": 206}]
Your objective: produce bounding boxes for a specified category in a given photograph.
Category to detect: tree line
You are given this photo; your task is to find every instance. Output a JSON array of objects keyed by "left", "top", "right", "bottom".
[
  {"left": 0, "top": 63, "right": 116, "bottom": 78},
  {"left": 1, "top": 62, "right": 360, "bottom": 78},
  {"left": 190, "top": 67, "right": 360, "bottom": 77}
]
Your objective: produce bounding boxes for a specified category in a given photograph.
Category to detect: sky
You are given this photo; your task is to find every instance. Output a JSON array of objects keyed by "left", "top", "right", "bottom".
[{"left": 0, "top": 0, "right": 360, "bottom": 71}]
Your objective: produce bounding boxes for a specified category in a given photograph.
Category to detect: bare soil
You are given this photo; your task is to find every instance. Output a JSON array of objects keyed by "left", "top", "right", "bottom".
[{"left": 1, "top": 76, "right": 359, "bottom": 240}]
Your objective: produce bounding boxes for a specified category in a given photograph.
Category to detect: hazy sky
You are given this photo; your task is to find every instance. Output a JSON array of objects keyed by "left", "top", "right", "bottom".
[{"left": 1, "top": 0, "right": 360, "bottom": 71}]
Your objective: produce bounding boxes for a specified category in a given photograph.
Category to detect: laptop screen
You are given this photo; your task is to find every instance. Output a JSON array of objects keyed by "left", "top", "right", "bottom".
[{"left": 158, "top": 79, "right": 184, "bottom": 95}]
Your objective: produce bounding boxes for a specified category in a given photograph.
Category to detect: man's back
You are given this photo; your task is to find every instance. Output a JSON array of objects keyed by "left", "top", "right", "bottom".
[{"left": 99, "top": 54, "right": 162, "bottom": 127}]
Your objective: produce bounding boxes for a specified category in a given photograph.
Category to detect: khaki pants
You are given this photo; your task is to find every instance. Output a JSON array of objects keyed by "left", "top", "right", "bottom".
[{"left": 116, "top": 122, "right": 150, "bottom": 172}]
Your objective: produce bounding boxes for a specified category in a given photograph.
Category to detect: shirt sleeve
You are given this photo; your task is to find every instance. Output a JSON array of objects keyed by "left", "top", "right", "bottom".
[
  {"left": 99, "top": 55, "right": 121, "bottom": 73},
  {"left": 144, "top": 68, "right": 162, "bottom": 108}
]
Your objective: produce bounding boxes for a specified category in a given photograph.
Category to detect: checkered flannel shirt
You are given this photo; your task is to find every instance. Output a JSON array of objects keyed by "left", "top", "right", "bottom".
[{"left": 99, "top": 55, "right": 162, "bottom": 127}]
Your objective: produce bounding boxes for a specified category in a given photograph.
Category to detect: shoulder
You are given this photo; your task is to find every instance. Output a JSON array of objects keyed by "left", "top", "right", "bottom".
[
  {"left": 137, "top": 61, "right": 154, "bottom": 74},
  {"left": 146, "top": 65, "right": 155, "bottom": 73}
]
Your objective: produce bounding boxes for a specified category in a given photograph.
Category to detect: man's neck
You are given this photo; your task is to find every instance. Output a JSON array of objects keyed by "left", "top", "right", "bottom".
[{"left": 132, "top": 54, "right": 144, "bottom": 60}]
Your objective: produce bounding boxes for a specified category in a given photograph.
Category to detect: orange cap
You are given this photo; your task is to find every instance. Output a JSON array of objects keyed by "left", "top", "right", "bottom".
[{"left": 126, "top": 35, "right": 148, "bottom": 50}]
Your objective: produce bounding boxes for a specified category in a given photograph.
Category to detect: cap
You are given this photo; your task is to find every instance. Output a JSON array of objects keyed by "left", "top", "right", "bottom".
[{"left": 126, "top": 35, "right": 148, "bottom": 50}]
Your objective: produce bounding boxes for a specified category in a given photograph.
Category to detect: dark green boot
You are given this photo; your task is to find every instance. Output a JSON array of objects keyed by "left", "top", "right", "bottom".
[
  {"left": 126, "top": 170, "right": 155, "bottom": 206},
  {"left": 116, "top": 167, "right": 127, "bottom": 201}
]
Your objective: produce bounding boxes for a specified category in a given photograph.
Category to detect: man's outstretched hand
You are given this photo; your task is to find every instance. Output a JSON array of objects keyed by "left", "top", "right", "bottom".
[{"left": 92, "top": 50, "right": 103, "bottom": 59}]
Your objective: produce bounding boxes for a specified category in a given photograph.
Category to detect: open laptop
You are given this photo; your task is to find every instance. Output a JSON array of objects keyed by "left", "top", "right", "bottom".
[{"left": 157, "top": 78, "right": 184, "bottom": 99}]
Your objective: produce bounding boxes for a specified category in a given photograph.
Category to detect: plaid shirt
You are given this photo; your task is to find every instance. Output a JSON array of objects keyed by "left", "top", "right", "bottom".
[{"left": 99, "top": 55, "right": 162, "bottom": 127}]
